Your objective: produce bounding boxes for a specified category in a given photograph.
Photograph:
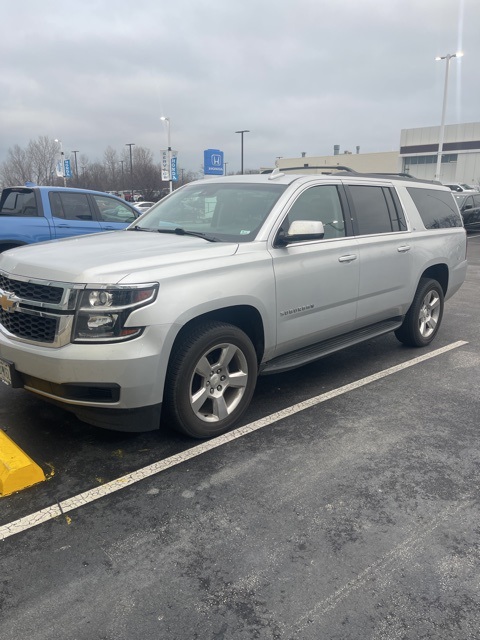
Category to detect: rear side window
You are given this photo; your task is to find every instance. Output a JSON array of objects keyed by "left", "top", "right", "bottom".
[
  {"left": 49, "top": 192, "right": 93, "bottom": 221},
  {"left": 407, "top": 188, "right": 463, "bottom": 229},
  {"left": 348, "top": 185, "right": 406, "bottom": 235}
]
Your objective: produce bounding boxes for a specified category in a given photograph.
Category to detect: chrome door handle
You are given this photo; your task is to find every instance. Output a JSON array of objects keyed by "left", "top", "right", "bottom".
[
  {"left": 338, "top": 254, "right": 358, "bottom": 263},
  {"left": 397, "top": 245, "right": 411, "bottom": 253}
]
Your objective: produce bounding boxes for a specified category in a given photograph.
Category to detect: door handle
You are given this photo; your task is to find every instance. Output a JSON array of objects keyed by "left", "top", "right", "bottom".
[
  {"left": 338, "top": 254, "right": 358, "bottom": 263},
  {"left": 397, "top": 245, "right": 411, "bottom": 253}
]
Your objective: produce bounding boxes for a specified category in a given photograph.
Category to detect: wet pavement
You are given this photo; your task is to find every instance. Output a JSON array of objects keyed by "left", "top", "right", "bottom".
[{"left": 1, "top": 234, "right": 479, "bottom": 639}]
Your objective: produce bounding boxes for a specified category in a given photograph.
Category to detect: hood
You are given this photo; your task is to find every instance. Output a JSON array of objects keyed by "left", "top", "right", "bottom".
[{"left": 0, "top": 230, "right": 239, "bottom": 284}]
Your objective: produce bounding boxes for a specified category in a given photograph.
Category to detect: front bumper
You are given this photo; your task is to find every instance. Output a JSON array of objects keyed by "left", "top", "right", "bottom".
[{"left": 0, "top": 324, "right": 170, "bottom": 431}]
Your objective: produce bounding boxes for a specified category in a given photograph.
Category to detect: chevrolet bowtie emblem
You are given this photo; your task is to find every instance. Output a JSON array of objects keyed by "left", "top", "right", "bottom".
[{"left": 0, "top": 291, "right": 19, "bottom": 313}]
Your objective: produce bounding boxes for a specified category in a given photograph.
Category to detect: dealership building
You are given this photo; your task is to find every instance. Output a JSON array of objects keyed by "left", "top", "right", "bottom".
[{"left": 276, "top": 122, "right": 480, "bottom": 187}]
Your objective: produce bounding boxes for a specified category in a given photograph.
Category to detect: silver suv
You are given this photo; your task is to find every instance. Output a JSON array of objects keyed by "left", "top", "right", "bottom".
[{"left": 0, "top": 170, "right": 467, "bottom": 438}]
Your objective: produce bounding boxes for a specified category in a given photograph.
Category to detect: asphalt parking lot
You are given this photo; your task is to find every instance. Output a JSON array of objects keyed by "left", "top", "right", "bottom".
[{"left": 1, "top": 234, "right": 479, "bottom": 640}]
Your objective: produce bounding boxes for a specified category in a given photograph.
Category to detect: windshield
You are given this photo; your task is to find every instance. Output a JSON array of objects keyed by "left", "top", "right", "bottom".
[{"left": 129, "top": 182, "right": 287, "bottom": 242}]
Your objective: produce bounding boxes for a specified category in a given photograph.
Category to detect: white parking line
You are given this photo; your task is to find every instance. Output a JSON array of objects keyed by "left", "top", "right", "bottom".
[{"left": 0, "top": 340, "right": 468, "bottom": 541}]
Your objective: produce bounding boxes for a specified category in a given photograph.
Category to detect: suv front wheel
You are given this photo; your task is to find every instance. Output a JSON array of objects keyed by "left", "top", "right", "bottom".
[
  {"left": 395, "top": 277, "right": 444, "bottom": 347},
  {"left": 165, "top": 321, "right": 258, "bottom": 438}
]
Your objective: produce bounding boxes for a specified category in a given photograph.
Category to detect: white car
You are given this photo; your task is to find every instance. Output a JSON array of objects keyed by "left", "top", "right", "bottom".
[
  {"left": 134, "top": 201, "right": 155, "bottom": 213},
  {"left": 444, "top": 183, "right": 478, "bottom": 193}
]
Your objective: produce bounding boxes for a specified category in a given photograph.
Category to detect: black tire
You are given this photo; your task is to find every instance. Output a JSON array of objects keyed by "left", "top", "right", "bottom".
[
  {"left": 395, "top": 278, "right": 444, "bottom": 347},
  {"left": 164, "top": 321, "right": 258, "bottom": 438}
]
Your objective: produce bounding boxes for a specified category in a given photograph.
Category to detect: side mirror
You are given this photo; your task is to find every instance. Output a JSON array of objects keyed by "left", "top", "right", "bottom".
[{"left": 276, "top": 220, "right": 325, "bottom": 245}]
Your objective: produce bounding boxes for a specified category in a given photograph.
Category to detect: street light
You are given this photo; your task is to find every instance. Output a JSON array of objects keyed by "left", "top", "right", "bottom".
[
  {"left": 434, "top": 51, "right": 463, "bottom": 181},
  {"left": 235, "top": 130, "right": 250, "bottom": 174},
  {"left": 125, "top": 143, "right": 135, "bottom": 200},
  {"left": 54, "top": 139, "right": 66, "bottom": 187},
  {"left": 160, "top": 116, "right": 173, "bottom": 193}
]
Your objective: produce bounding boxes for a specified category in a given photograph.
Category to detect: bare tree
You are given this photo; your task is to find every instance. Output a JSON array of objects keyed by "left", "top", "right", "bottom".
[
  {"left": 0, "top": 145, "right": 32, "bottom": 186},
  {"left": 29, "top": 136, "right": 59, "bottom": 184},
  {"left": 0, "top": 136, "right": 60, "bottom": 187},
  {"left": 103, "top": 146, "right": 119, "bottom": 188},
  {"left": 0, "top": 137, "right": 203, "bottom": 193}
]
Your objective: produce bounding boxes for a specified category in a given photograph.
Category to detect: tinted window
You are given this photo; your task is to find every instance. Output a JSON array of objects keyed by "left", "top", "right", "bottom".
[
  {"left": 285, "top": 185, "right": 346, "bottom": 239},
  {"left": 473, "top": 195, "right": 480, "bottom": 208},
  {"left": 406, "top": 188, "right": 463, "bottom": 229},
  {"left": 50, "top": 192, "right": 93, "bottom": 221},
  {"left": 0, "top": 189, "right": 38, "bottom": 217},
  {"left": 348, "top": 185, "right": 397, "bottom": 235}
]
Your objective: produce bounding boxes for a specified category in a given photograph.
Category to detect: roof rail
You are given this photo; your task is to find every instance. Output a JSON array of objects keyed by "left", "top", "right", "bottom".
[
  {"left": 273, "top": 166, "right": 442, "bottom": 185},
  {"left": 279, "top": 165, "right": 358, "bottom": 174}
]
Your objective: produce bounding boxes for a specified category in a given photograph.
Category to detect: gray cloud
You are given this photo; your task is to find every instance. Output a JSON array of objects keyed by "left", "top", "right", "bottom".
[{"left": 1, "top": 0, "right": 477, "bottom": 174}]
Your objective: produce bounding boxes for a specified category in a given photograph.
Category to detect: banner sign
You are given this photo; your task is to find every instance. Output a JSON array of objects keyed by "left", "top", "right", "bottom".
[
  {"left": 161, "top": 150, "right": 169, "bottom": 181},
  {"left": 171, "top": 156, "right": 178, "bottom": 182},
  {"left": 64, "top": 159, "right": 72, "bottom": 178},
  {"left": 161, "top": 150, "right": 178, "bottom": 181},
  {"left": 204, "top": 149, "right": 224, "bottom": 175}
]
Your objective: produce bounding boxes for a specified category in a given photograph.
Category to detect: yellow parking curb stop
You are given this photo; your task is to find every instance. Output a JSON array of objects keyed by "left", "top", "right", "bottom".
[{"left": 0, "top": 430, "right": 45, "bottom": 497}]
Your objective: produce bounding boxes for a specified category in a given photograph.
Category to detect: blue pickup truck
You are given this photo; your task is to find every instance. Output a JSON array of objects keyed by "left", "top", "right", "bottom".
[{"left": 0, "top": 185, "right": 140, "bottom": 252}]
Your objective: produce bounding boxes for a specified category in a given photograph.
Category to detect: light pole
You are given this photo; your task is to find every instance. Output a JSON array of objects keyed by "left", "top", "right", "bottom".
[
  {"left": 119, "top": 160, "right": 125, "bottom": 193},
  {"left": 71, "top": 150, "right": 79, "bottom": 183},
  {"left": 125, "top": 143, "right": 135, "bottom": 200},
  {"left": 235, "top": 130, "right": 249, "bottom": 174},
  {"left": 434, "top": 51, "right": 463, "bottom": 181},
  {"left": 160, "top": 116, "right": 173, "bottom": 193},
  {"left": 54, "top": 139, "right": 66, "bottom": 187}
]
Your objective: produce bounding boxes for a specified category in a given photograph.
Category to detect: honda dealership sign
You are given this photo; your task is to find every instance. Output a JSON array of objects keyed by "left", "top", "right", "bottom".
[
  {"left": 161, "top": 150, "right": 178, "bottom": 181},
  {"left": 204, "top": 149, "right": 224, "bottom": 175}
]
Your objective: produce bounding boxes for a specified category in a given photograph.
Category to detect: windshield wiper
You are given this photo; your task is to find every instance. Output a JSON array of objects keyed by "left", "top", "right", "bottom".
[
  {"left": 157, "top": 227, "right": 220, "bottom": 242},
  {"left": 128, "top": 226, "right": 157, "bottom": 232}
]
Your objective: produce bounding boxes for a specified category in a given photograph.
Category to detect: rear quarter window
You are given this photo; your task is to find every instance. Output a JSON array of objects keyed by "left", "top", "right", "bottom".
[
  {"left": 0, "top": 189, "right": 38, "bottom": 217},
  {"left": 347, "top": 185, "right": 406, "bottom": 235},
  {"left": 407, "top": 187, "right": 463, "bottom": 229}
]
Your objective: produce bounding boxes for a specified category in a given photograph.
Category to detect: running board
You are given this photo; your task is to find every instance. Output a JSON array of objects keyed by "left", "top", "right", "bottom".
[{"left": 260, "top": 318, "right": 403, "bottom": 375}]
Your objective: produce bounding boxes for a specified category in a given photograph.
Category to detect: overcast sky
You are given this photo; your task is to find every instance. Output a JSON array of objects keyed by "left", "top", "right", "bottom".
[{"left": 1, "top": 0, "right": 478, "bottom": 174}]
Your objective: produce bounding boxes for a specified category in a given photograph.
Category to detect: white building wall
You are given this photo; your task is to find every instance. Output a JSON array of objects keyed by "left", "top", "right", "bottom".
[
  {"left": 400, "top": 122, "right": 480, "bottom": 186},
  {"left": 274, "top": 123, "right": 480, "bottom": 186}
]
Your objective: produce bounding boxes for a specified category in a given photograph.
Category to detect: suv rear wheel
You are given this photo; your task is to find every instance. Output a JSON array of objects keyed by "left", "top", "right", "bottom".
[
  {"left": 165, "top": 321, "right": 258, "bottom": 438},
  {"left": 395, "top": 277, "right": 444, "bottom": 347}
]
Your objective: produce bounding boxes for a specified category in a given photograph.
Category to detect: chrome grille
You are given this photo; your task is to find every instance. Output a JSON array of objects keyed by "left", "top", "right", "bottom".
[
  {"left": 0, "top": 308, "right": 58, "bottom": 343},
  {"left": 0, "top": 273, "right": 63, "bottom": 303},
  {"left": 0, "top": 271, "right": 81, "bottom": 346}
]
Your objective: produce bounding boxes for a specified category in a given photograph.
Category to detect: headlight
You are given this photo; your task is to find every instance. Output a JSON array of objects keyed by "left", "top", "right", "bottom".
[{"left": 73, "top": 284, "right": 158, "bottom": 342}]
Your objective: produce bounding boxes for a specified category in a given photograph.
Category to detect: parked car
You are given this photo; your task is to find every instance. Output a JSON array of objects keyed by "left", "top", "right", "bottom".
[
  {"left": 0, "top": 170, "right": 467, "bottom": 437},
  {"left": 0, "top": 185, "right": 140, "bottom": 252},
  {"left": 134, "top": 201, "right": 155, "bottom": 213},
  {"left": 454, "top": 192, "right": 480, "bottom": 231},
  {"left": 444, "top": 183, "right": 478, "bottom": 193}
]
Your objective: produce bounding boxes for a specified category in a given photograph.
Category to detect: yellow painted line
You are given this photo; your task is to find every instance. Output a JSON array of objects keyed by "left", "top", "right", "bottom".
[{"left": 0, "top": 430, "right": 45, "bottom": 497}]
